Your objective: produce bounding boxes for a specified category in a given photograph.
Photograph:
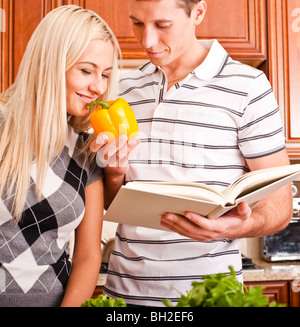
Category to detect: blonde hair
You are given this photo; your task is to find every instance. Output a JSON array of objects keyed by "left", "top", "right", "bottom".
[{"left": 0, "top": 5, "right": 120, "bottom": 221}]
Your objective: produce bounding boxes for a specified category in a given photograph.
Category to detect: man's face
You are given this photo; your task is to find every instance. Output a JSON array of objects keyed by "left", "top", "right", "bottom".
[{"left": 128, "top": 0, "right": 199, "bottom": 68}]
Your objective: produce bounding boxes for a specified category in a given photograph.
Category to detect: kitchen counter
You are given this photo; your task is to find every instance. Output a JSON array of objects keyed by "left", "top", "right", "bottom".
[
  {"left": 97, "top": 260, "right": 300, "bottom": 287},
  {"left": 243, "top": 258, "right": 300, "bottom": 282}
]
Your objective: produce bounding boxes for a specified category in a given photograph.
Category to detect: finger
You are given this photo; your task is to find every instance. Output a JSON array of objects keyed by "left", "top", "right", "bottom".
[
  {"left": 103, "top": 135, "right": 128, "bottom": 158},
  {"left": 116, "top": 136, "right": 140, "bottom": 166},
  {"left": 127, "top": 136, "right": 140, "bottom": 153},
  {"left": 116, "top": 134, "right": 129, "bottom": 147},
  {"left": 107, "top": 135, "right": 139, "bottom": 166},
  {"left": 95, "top": 134, "right": 138, "bottom": 158},
  {"left": 184, "top": 212, "right": 215, "bottom": 231},
  {"left": 224, "top": 202, "right": 251, "bottom": 220},
  {"left": 160, "top": 217, "right": 185, "bottom": 236},
  {"left": 90, "top": 139, "right": 99, "bottom": 153},
  {"left": 96, "top": 133, "right": 109, "bottom": 145},
  {"left": 90, "top": 133, "right": 109, "bottom": 153},
  {"left": 236, "top": 202, "right": 252, "bottom": 220},
  {"left": 97, "top": 135, "right": 128, "bottom": 168},
  {"left": 106, "top": 151, "right": 128, "bottom": 168},
  {"left": 161, "top": 213, "right": 216, "bottom": 241},
  {"left": 107, "top": 135, "right": 128, "bottom": 162},
  {"left": 160, "top": 216, "right": 216, "bottom": 242},
  {"left": 117, "top": 145, "right": 130, "bottom": 163},
  {"left": 160, "top": 214, "right": 192, "bottom": 234}
]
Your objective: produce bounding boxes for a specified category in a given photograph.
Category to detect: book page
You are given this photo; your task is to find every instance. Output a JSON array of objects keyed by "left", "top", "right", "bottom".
[
  {"left": 125, "top": 181, "right": 226, "bottom": 205},
  {"left": 224, "top": 164, "right": 300, "bottom": 203}
]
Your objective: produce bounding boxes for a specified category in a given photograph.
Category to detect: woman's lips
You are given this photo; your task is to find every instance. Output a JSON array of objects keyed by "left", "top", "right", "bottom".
[{"left": 76, "top": 93, "right": 97, "bottom": 105}]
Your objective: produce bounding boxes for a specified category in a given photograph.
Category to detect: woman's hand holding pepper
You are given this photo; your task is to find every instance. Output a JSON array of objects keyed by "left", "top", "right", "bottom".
[
  {"left": 90, "top": 133, "right": 139, "bottom": 172},
  {"left": 90, "top": 133, "right": 140, "bottom": 209}
]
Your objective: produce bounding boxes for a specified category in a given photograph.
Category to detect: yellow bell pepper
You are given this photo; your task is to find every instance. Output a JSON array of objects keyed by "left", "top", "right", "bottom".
[{"left": 87, "top": 98, "right": 138, "bottom": 140}]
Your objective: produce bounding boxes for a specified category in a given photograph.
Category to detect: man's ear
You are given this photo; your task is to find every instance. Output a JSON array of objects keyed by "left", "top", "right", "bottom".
[{"left": 192, "top": 0, "right": 207, "bottom": 26}]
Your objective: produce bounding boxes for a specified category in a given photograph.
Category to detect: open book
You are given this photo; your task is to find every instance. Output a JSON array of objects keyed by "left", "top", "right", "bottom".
[{"left": 103, "top": 164, "right": 300, "bottom": 231}]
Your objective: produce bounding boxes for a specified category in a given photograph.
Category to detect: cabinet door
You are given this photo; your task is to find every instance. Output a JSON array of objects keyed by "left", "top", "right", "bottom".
[
  {"left": 92, "top": 286, "right": 104, "bottom": 299},
  {"left": 0, "top": 0, "right": 44, "bottom": 92},
  {"left": 245, "top": 281, "right": 289, "bottom": 306},
  {"left": 0, "top": 0, "right": 94, "bottom": 92},
  {"left": 267, "top": 0, "right": 300, "bottom": 156},
  {"left": 289, "top": 280, "right": 300, "bottom": 307},
  {"left": 196, "top": 0, "right": 267, "bottom": 67},
  {"left": 91, "top": 0, "right": 267, "bottom": 67},
  {"left": 0, "top": 0, "right": 267, "bottom": 93}
]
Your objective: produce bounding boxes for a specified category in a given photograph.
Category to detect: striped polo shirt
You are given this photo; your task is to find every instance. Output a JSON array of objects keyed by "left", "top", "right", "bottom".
[{"left": 104, "top": 40, "right": 286, "bottom": 306}]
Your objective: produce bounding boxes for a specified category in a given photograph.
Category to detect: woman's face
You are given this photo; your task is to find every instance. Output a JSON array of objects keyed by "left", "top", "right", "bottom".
[{"left": 65, "top": 39, "right": 114, "bottom": 117}]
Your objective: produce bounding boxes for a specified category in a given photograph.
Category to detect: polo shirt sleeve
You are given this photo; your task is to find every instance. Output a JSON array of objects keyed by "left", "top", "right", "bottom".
[{"left": 238, "top": 72, "right": 286, "bottom": 159}]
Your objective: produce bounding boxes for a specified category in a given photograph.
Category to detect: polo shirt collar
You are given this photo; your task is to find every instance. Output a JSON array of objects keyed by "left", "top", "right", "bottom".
[
  {"left": 193, "top": 40, "right": 229, "bottom": 80},
  {"left": 139, "top": 61, "right": 158, "bottom": 75},
  {"left": 140, "top": 39, "right": 229, "bottom": 80}
]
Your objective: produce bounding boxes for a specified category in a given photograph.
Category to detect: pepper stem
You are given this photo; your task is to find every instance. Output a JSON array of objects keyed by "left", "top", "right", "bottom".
[{"left": 86, "top": 100, "right": 110, "bottom": 110}]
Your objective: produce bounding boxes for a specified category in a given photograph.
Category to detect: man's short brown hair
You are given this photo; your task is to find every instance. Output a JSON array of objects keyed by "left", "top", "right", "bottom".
[
  {"left": 134, "top": 0, "right": 202, "bottom": 17},
  {"left": 176, "top": 0, "right": 202, "bottom": 17}
]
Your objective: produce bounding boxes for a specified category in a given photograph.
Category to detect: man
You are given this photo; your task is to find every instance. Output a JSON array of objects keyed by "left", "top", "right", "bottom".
[{"left": 91, "top": 0, "right": 293, "bottom": 306}]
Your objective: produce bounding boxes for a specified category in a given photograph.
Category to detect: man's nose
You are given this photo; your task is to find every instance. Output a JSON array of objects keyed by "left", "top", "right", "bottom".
[{"left": 142, "top": 26, "right": 158, "bottom": 49}]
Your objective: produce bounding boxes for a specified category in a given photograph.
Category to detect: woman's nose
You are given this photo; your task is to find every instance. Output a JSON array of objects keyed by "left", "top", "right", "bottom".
[{"left": 89, "top": 76, "right": 107, "bottom": 96}]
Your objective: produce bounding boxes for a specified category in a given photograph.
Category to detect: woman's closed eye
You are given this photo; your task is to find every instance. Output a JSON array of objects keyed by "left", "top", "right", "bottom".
[{"left": 81, "top": 69, "right": 92, "bottom": 76}]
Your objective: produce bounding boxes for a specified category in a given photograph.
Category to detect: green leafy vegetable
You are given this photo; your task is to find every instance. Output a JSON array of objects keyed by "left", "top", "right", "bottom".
[
  {"left": 162, "top": 266, "right": 285, "bottom": 307},
  {"left": 81, "top": 294, "right": 127, "bottom": 307}
]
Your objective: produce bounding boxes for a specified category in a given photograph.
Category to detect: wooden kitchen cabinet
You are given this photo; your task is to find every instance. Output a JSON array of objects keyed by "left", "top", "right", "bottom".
[
  {"left": 290, "top": 280, "right": 300, "bottom": 307},
  {"left": 92, "top": 0, "right": 268, "bottom": 67},
  {"left": 195, "top": 0, "right": 267, "bottom": 67},
  {"left": 245, "top": 281, "right": 289, "bottom": 306},
  {"left": 245, "top": 280, "right": 300, "bottom": 307},
  {"left": 267, "top": 0, "right": 300, "bottom": 157},
  {"left": 0, "top": 0, "right": 267, "bottom": 92},
  {"left": 92, "top": 286, "right": 104, "bottom": 299}
]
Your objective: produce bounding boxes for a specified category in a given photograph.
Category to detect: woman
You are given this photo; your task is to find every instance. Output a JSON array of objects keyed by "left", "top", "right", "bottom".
[{"left": 0, "top": 5, "right": 120, "bottom": 307}]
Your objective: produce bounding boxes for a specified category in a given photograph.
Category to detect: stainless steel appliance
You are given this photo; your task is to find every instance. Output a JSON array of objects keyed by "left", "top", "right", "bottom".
[{"left": 260, "top": 181, "right": 300, "bottom": 262}]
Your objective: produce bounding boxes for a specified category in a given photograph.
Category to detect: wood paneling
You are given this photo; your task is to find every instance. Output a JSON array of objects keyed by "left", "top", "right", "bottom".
[
  {"left": 197, "top": 0, "right": 267, "bottom": 67},
  {"left": 267, "top": 0, "right": 300, "bottom": 156},
  {"left": 0, "top": 0, "right": 268, "bottom": 91},
  {"left": 0, "top": 0, "right": 88, "bottom": 92},
  {"left": 1, "top": 0, "right": 299, "bottom": 156},
  {"left": 0, "top": 0, "right": 43, "bottom": 92},
  {"left": 92, "top": 0, "right": 267, "bottom": 66},
  {"left": 1, "top": 0, "right": 12, "bottom": 92},
  {"left": 245, "top": 281, "right": 290, "bottom": 306},
  {"left": 245, "top": 280, "right": 300, "bottom": 307},
  {"left": 286, "top": 1, "right": 300, "bottom": 140}
]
